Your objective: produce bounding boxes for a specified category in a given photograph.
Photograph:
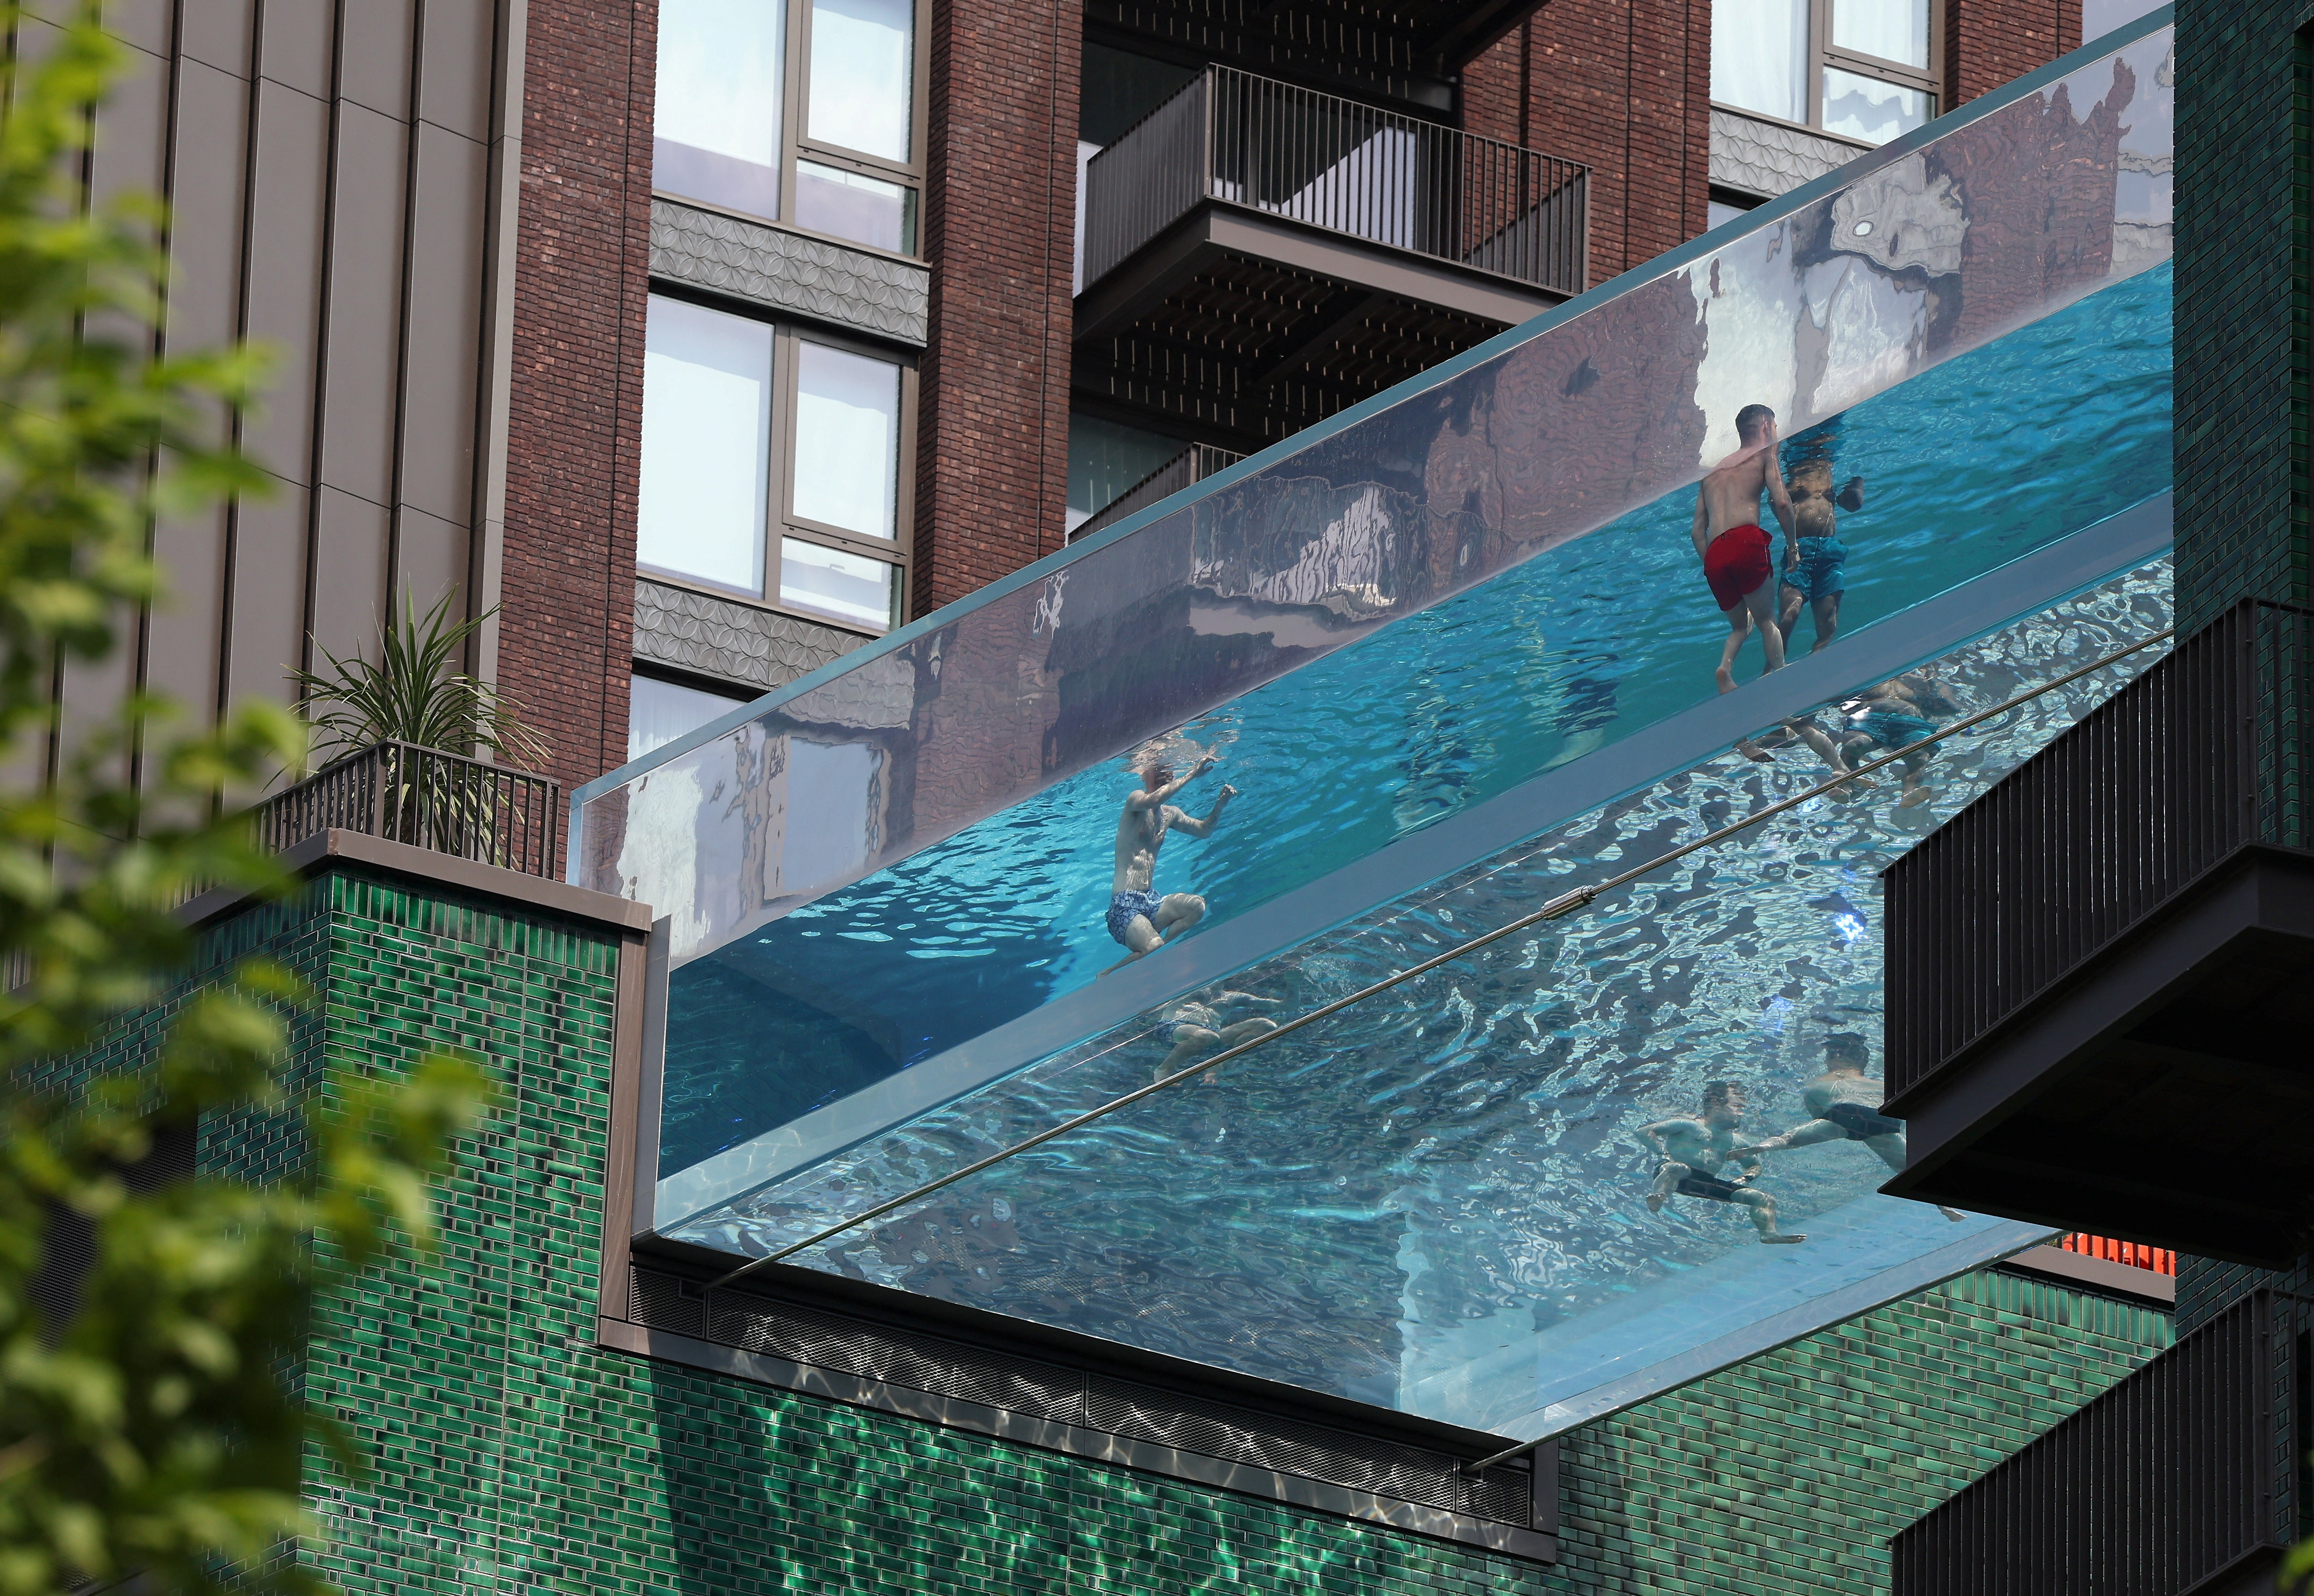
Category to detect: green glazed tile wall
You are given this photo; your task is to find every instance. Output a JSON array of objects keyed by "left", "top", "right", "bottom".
[{"left": 118, "top": 870, "right": 2170, "bottom": 1595}]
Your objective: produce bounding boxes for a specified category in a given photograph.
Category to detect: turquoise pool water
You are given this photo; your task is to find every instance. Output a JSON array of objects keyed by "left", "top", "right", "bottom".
[
  {"left": 662, "top": 260, "right": 2172, "bottom": 1180},
  {"left": 671, "top": 557, "right": 2171, "bottom": 1434}
]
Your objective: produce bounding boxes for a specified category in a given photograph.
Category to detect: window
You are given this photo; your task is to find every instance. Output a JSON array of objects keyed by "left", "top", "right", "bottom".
[
  {"left": 653, "top": 0, "right": 924, "bottom": 255},
  {"left": 1711, "top": 0, "right": 1939, "bottom": 147},
  {"left": 631, "top": 671, "right": 754, "bottom": 761},
  {"left": 1066, "top": 414, "right": 1188, "bottom": 533},
  {"left": 640, "top": 291, "right": 915, "bottom": 632}
]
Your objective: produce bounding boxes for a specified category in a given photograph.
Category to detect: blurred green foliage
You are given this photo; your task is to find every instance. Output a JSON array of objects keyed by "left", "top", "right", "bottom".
[{"left": 0, "top": 8, "right": 492, "bottom": 1592}]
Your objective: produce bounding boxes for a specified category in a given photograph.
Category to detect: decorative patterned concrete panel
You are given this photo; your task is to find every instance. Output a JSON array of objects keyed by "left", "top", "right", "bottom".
[
  {"left": 649, "top": 198, "right": 930, "bottom": 346},
  {"left": 634, "top": 577, "right": 872, "bottom": 693},
  {"left": 1710, "top": 108, "right": 1870, "bottom": 200}
]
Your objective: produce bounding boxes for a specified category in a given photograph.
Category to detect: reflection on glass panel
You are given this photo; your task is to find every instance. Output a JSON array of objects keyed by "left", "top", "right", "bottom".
[
  {"left": 1823, "top": 67, "right": 1932, "bottom": 144},
  {"left": 808, "top": 0, "right": 913, "bottom": 160},
  {"left": 631, "top": 673, "right": 751, "bottom": 762},
  {"left": 1833, "top": 0, "right": 1930, "bottom": 69},
  {"left": 780, "top": 537, "right": 897, "bottom": 629},
  {"left": 794, "top": 160, "right": 916, "bottom": 252},
  {"left": 1710, "top": 0, "right": 1807, "bottom": 123},
  {"left": 639, "top": 296, "right": 773, "bottom": 594},
  {"left": 793, "top": 342, "right": 900, "bottom": 539},
  {"left": 1067, "top": 414, "right": 1186, "bottom": 531},
  {"left": 654, "top": 0, "right": 784, "bottom": 218}
]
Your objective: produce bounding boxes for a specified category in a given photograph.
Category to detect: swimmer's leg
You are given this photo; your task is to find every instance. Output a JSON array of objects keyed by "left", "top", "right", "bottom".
[
  {"left": 1646, "top": 1160, "right": 1689, "bottom": 1214},
  {"left": 1740, "top": 580, "right": 1787, "bottom": 677},
  {"left": 1716, "top": 608, "right": 1750, "bottom": 694},
  {"left": 1897, "top": 749, "right": 1935, "bottom": 809},
  {"left": 1097, "top": 912, "right": 1168, "bottom": 974},
  {"left": 1778, "top": 577, "right": 1807, "bottom": 637},
  {"left": 1864, "top": 1132, "right": 1967, "bottom": 1219},
  {"left": 1151, "top": 892, "right": 1207, "bottom": 937},
  {"left": 1158, "top": 1024, "right": 1218, "bottom": 1076},
  {"left": 1193, "top": 1017, "right": 1279, "bottom": 1085},
  {"left": 1738, "top": 1186, "right": 1805, "bottom": 1243},
  {"left": 1811, "top": 591, "right": 1841, "bottom": 652}
]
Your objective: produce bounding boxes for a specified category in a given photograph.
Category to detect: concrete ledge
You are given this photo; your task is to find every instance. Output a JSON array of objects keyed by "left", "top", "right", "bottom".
[
  {"left": 1996, "top": 1245, "right": 2175, "bottom": 1306},
  {"left": 179, "top": 828, "right": 655, "bottom": 934}
]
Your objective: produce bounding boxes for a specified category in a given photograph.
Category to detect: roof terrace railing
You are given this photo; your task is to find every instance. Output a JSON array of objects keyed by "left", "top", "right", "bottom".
[
  {"left": 1885, "top": 599, "right": 2313, "bottom": 1097},
  {"left": 1081, "top": 64, "right": 1590, "bottom": 295},
  {"left": 1070, "top": 444, "right": 1247, "bottom": 542},
  {"left": 259, "top": 740, "right": 562, "bottom": 878}
]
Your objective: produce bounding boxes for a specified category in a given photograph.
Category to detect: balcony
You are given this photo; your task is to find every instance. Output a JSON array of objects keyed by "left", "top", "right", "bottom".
[
  {"left": 1069, "top": 442, "right": 1246, "bottom": 541},
  {"left": 1076, "top": 65, "right": 1587, "bottom": 444},
  {"left": 1882, "top": 600, "right": 2314, "bottom": 1265},
  {"left": 1892, "top": 1290, "right": 2298, "bottom": 1596},
  {"left": 255, "top": 740, "right": 563, "bottom": 878}
]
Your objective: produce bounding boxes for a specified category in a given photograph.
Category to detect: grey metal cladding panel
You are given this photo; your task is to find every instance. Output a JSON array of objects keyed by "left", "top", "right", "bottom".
[
  {"left": 166, "top": 60, "right": 252, "bottom": 365},
  {"left": 257, "top": 0, "right": 334, "bottom": 98},
  {"left": 308, "top": 485, "right": 390, "bottom": 666},
  {"left": 89, "top": 39, "right": 168, "bottom": 209},
  {"left": 317, "top": 101, "right": 412, "bottom": 510},
  {"left": 418, "top": 0, "right": 497, "bottom": 141},
  {"left": 101, "top": 0, "right": 173, "bottom": 60},
  {"left": 632, "top": 577, "right": 872, "bottom": 691},
  {"left": 243, "top": 81, "right": 331, "bottom": 485},
  {"left": 338, "top": 0, "right": 417, "bottom": 121},
  {"left": 147, "top": 506, "right": 229, "bottom": 731},
  {"left": 393, "top": 504, "right": 466, "bottom": 613},
  {"left": 1708, "top": 108, "right": 1864, "bottom": 201},
  {"left": 650, "top": 199, "right": 930, "bottom": 347},
  {"left": 400, "top": 122, "right": 487, "bottom": 527},
  {"left": 224, "top": 477, "right": 311, "bottom": 706},
  {"left": 181, "top": 0, "right": 256, "bottom": 77}
]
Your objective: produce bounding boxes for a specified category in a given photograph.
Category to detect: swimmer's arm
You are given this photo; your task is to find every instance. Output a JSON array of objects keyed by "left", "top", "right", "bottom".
[
  {"left": 1131, "top": 757, "right": 1216, "bottom": 808},
  {"left": 1690, "top": 490, "right": 1711, "bottom": 561},
  {"left": 1765, "top": 450, "right": 1797, "bottom": 548},
  {"left": 1164, "top": 784, "right": 1237, "bottom": 838},
  {"left": 1636, "top": 1118, "right": 1683, "bottom": 1159}
]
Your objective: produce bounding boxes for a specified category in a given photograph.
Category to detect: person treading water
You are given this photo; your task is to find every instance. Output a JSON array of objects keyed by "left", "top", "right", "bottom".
[
  {"left": 1692, "top": 403, "right": 1796, "bottom": 694},
  {"left": 1155, "top": 990, "right": 1280, "bottom": 1081},
  {"left": 1103, "top": 756, "right": 1237, "bottom": 971},
  {"left": 1736, "top": 1034, "right": 1966, "bottom": 1222},
  {"left": 1638, "top": 1079, "right": 1805, "bottom": 1244}
]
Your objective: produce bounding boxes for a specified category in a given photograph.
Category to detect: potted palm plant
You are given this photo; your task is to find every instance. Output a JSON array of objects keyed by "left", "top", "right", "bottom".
[{"left": 288, "top": 593, "right": 550, "bottom": 865}]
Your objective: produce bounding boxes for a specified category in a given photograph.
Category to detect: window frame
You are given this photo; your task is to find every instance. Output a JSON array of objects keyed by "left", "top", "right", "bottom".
[
  {"left": 638, "top": 288, "right": 919, "bottom": 637},
  {"left": 1711, "top": 0, "right": 1944, "bottom": 144},
  {"left": 652, "top": 0, "right": 931, "bottom": 260},
  {"left": 1810, "top": 0, "right": 1943, "bottom": 133}
]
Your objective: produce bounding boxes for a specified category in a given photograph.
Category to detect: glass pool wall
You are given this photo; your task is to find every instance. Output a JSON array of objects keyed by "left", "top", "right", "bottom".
[
  {"left": 669, "top": 556, "right": 2172, "bottom": 1439},
  {"left": 580, "top": 15, "right": 2176, "bottom": 1217}
]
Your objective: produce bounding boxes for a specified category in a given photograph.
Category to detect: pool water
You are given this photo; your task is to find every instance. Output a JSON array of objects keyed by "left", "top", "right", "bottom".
[
  {"left": 663, "top": 260, "right": 2171, "bottom": 1181},
  {"left": 670, "top": 557, "right": 2171, "bottom": 1435}
]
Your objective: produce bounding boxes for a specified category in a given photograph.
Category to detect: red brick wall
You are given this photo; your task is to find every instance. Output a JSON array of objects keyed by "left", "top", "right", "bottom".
[
  {"left": 1462, "top": 0, "right": 1711, "bottom": 290},
  {"left": 1948, "top": 0, "right": 2083, "bottom": 108},
  {"left": 501, "top": 0, "right": 654, "bottom": 794},
  {"left": 910, "top": 0, "right": 1080, "bottom": 613}
]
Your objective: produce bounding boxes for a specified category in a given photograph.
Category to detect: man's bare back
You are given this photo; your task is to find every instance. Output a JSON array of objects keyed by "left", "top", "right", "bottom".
[{"left": 1693, "top": 443, "right": 1793, "bottom": 553}]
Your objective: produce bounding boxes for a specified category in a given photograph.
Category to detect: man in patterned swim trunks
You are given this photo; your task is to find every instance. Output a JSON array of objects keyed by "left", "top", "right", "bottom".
[
  {"left": 1638, "top": 1080, "right": 1805, "bottom": 1244},
  {"left": 1691, "top": 402, "right": 1797, "bottom": 693},
  {"left": 1104, "top": 756, "right": 1238, "bottom": 970}
]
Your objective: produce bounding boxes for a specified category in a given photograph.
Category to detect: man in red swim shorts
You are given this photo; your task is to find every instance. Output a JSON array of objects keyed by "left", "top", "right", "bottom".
[{"left": 1690, "top": 403, "right": 1796, "bottom": 692}]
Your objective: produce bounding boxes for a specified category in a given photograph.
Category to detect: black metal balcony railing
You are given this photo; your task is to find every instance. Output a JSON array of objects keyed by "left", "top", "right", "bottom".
[
  {"left": 1890, "top": 1290, "right": 2299, "bottom": 1596},
  {"left": 1071, "top": 443, "right": 1247, "bottom": 542},
  {"left": 259, "top": 740, "right": 562, "bottom": 878},
  {"left": 1885, "top": 599, "right": 2313, "bottom": 1097},
  {"left": 1081, "top": 65, "right": 1589, "bottom": 297}
]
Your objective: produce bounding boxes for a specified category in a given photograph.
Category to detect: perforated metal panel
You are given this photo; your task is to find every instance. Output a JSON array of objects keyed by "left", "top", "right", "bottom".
[{"left": 627, "top": 1266, "right": 1534, "bottom": 1530}]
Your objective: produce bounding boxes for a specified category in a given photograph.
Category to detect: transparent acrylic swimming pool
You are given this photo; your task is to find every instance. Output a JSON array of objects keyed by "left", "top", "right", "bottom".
[{"left": 586, "top": 13, "right": 2177, "bottom": 1439}]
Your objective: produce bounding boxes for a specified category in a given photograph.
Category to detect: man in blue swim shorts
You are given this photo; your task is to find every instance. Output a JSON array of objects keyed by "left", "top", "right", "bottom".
[
  {"left": 1777, "top": 463, "right": 1864, "bottom": 653},
  {"left": 1104, "top": 754, "right": 1239, "bottom": 969}
]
